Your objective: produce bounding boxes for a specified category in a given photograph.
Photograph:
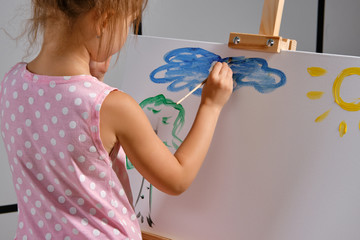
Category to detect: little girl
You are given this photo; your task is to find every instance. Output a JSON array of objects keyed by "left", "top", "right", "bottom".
[{"left": 0, "top": 1, "right": 233, "bottom": 239}]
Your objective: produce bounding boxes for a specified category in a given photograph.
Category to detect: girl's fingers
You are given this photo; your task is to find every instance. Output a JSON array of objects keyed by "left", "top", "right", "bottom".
[
  {"left": 209, "top": 62, "right": 233, "bottom": 89},
  {"left": 210, "top": 62, "right": 223, "bottom": 76},
  {"left": 218, "top": 62, "right": 229, "bottom": 76},
  {"left": 228, "top": 70, "right": 234, "bottom": 88}
]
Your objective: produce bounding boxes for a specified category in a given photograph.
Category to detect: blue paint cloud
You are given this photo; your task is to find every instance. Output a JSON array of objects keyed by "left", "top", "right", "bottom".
[{"left": 150, "top": 48, "right": 286, "bottom": 96}]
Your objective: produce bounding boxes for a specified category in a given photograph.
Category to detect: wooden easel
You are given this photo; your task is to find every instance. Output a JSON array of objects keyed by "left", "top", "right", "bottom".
[
  {"left": 228, "top": 0, "right": 297, "bottom": 53},
  {"left": 142, "top": 231, "right": 171, "bottom": 240}
]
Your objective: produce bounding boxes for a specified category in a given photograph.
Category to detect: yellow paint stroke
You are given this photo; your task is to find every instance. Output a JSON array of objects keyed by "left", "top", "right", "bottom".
[
  {"left": 307, "top": 67, "right": 327, "bottom": 77},
  {"left": 339, "top": 121, "right": 347, "bottom": 137},
  {"left": 307, "top": 91, "right": 324, "bottom": 100},
  {"left": 332, "top": 67, "right": 360, "bottom": 111},
  {"left": 315, "top": 109, "right": 331, "bottom": 122}
]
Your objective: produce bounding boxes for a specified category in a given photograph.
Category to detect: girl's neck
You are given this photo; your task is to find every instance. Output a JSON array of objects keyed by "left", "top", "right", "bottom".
[
  {"left": 28, "top": 48, "right": 90, "bottom": 77},
  {"left": 27, "top": 20, "right": 93, "bottom": 77}
]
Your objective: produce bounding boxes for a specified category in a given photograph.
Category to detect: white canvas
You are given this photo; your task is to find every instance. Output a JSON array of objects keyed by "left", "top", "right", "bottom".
[{"left": 105, "top": 35, "right": 360, "bottom": 240}]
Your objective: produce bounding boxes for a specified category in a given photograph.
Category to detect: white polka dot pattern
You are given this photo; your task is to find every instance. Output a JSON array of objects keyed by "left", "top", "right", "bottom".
[{"left": 0, "top": 63, "right": 140, "bottom": 239}]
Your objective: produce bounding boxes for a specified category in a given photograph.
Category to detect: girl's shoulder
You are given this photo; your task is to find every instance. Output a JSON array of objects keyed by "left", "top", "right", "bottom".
[{"left": 3, "top": 62, "right": 26, "bottom": 80}]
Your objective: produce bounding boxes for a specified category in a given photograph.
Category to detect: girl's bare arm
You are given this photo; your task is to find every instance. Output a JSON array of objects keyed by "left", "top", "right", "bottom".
[{"left": 100, "top": 62, "right": 233, "bottom": 195}]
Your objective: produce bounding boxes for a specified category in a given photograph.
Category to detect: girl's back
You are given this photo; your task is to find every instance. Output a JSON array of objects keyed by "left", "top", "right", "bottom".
[{"left": 0, "top": 63, "right": 141, "bottom": 239}]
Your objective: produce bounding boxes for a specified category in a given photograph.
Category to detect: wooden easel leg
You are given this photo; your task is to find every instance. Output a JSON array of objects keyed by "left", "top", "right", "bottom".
[{"left": 142, "top": 231, "right": 172, "bottom": 240}]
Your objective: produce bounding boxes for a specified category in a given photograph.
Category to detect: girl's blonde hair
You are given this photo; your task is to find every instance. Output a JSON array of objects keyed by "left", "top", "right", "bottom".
[{"left": 27, "top": 0, "right": 147, "bottom": 57}]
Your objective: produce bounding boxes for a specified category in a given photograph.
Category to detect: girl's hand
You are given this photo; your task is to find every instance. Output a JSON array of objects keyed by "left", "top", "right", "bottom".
[
  {"left": 89, "top": 57, "right": 112, "bottom": 82},
  {"left": 201, "top": 62, "right": 233, "bottom": 111},
  {"left": 100, "top": 62, "right": 233, "bottom": 195}
]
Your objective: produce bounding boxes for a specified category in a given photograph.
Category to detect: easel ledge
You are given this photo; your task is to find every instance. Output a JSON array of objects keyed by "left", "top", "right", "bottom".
[
  {"left": 142, "top": 231, "right": 172, "bottom": 240},
  {"left": 228, "top": 0, "right": 297, "bottom": 53}
]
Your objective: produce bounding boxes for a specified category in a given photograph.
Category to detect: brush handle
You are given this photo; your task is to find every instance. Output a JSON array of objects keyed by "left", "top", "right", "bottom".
[{"left": 176, "top": 80, "right": 206, "bottom": 105}]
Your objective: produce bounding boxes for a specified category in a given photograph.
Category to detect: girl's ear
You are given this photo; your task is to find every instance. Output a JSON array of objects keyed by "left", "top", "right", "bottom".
[
  {"left": 93, "top": 12, "right": 106, "bottom": 37},
  {"left": 95, "top": 10, "right": 115, "bottom": 37}
]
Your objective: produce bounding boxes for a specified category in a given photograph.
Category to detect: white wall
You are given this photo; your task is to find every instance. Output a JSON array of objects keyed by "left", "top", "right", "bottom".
[
  {"left": 0, "top": 212, "right": 18, "bottom": 239},
  {"left": 142, "top": 0, "right": 318, "bottom": 52},
  {"left": 0, "top": 1, "right": 29, "bottom": 238},
  {"left": 0, "top": 0, "right": 359, "bottom": 238},
  {"left": 323, "top": 0, "right": 360, "bottom": 56},
  {"left": 0, "top": 0, "right": 32, "bottom": 127}
]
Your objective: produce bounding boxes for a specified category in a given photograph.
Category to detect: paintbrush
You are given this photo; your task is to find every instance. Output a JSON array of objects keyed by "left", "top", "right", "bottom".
[
  {"left": 176, "top": 79, "right": 207, "bottom": 105},
  {"left": 176, "top": 58, "right": 232, "bottom": 105}
]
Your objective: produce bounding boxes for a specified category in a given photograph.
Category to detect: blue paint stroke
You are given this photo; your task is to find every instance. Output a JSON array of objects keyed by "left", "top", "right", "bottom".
[{"left": 150, "top": 48, "right": 286, "bottom": 95}]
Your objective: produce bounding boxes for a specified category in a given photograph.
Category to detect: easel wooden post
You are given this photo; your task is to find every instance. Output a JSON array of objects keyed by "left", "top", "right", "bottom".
[
  {"left": 259, "top": 0, "right": 285, "bottom": 36},
  {"left": 228, "top": 0, "right": 296, "bottom": 53}
]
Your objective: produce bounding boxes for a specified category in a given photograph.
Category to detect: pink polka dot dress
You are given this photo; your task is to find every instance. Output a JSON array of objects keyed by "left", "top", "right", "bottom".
[{"left": 0, "top": 63, "right": 142, "bottom": 239}]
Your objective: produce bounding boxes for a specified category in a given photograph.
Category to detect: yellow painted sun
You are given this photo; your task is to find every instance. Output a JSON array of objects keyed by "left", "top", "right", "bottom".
[{"left": 307, "top": 67, "right": 360, "bottom": 137}]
